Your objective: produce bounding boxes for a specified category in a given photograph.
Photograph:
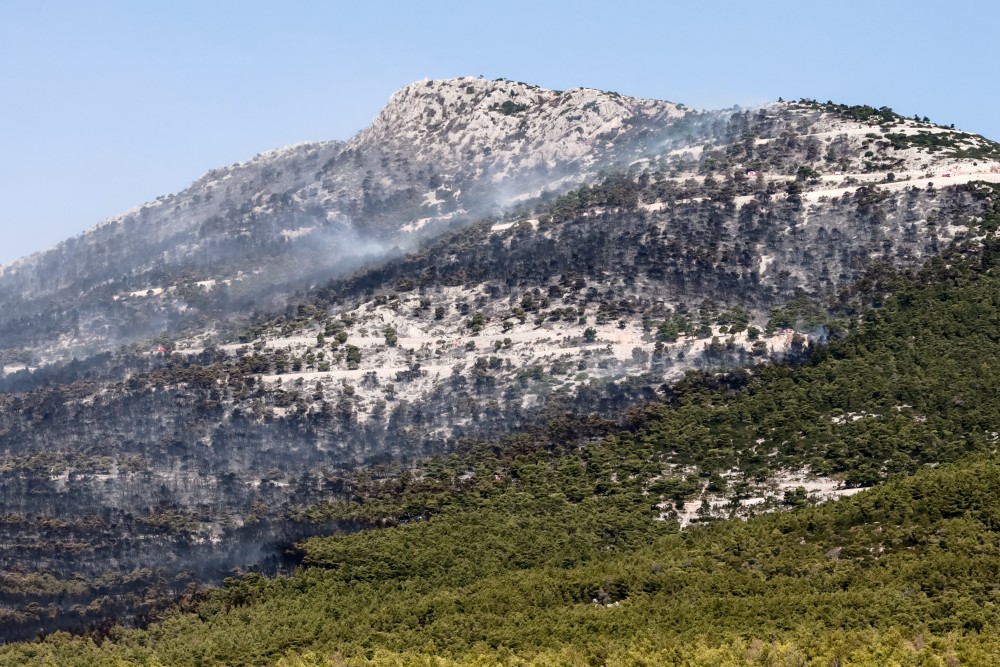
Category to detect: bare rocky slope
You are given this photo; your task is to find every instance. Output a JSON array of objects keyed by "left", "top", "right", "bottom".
[{"left": 3, "top": 79, "right": 1000, "bottom": 638}]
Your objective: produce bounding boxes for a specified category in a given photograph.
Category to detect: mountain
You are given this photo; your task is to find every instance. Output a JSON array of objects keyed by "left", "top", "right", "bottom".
[
  {"left": 0, "top": 78, "right": 688, "bottom": 361},
  {"left": 2, "top": 78, "right": 1000, "bottom": 642},
  {"left": 5, "top": 79, "right": 998, "bottom": 364},
  {"left": 6, "top": 234, "right": 1000, "bottom": 662}
]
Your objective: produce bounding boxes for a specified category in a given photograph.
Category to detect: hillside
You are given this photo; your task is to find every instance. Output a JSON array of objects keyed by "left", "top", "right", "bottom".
[
  {"left": 3, "top": 83, "right": 1000, "bottom": 363},
  {"left": 2, "top": 191, "right": 1000, "bottom": 645},
  {"left": 5, "top": 229, "right": 1000, "bottom": 660},
  {"left": 3, "top": 79, "right": 1000, "bottom": 647},
  {"left": 0, "top": 78, "right": 688, "bottom": 360}
]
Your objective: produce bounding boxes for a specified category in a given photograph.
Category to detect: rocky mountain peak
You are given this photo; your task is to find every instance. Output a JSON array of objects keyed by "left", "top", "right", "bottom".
[{"left": 350, "top": 77, "right": 687, "bottom": 181}]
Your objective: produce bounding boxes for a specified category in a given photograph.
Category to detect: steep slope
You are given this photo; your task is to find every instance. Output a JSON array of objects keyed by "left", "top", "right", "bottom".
[
  {"left": 3, "top": 193, "right": 1000, "bottom": 639},
  {"left": 8, "top": 81, "right": 999, "bottom": 364},
  {"left": 0, "top": 78, "right": 689, "bottom": 360},
  {"left": 4, "top": 80, "right": 1000, "bottom": 641}
]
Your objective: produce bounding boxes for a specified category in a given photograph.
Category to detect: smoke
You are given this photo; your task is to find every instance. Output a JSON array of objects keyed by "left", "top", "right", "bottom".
[{"left": 811, "top": 324, "right": 832, "bottom": 346}]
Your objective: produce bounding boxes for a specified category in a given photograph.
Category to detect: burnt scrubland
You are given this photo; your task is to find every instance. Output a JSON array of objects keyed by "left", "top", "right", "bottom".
[
  {"left": 3, "top": 78, "right": 1000, "bottom": 661},
  {"left": 0, "top": 177, "right": 994, "bottom": 639},
  {"left": 3, "top": 191, "right": 1000, "bottom": 663}
]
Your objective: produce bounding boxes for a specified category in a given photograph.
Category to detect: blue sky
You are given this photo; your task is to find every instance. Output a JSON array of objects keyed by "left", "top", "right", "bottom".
[{"left": 2, "top": 0, "right": 997, "bottom": 264}]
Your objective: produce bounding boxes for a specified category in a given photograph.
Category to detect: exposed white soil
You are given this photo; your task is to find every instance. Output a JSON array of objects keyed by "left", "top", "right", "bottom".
[{"left": 666, "top": 469, "right": 866, "bottom": 529}]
